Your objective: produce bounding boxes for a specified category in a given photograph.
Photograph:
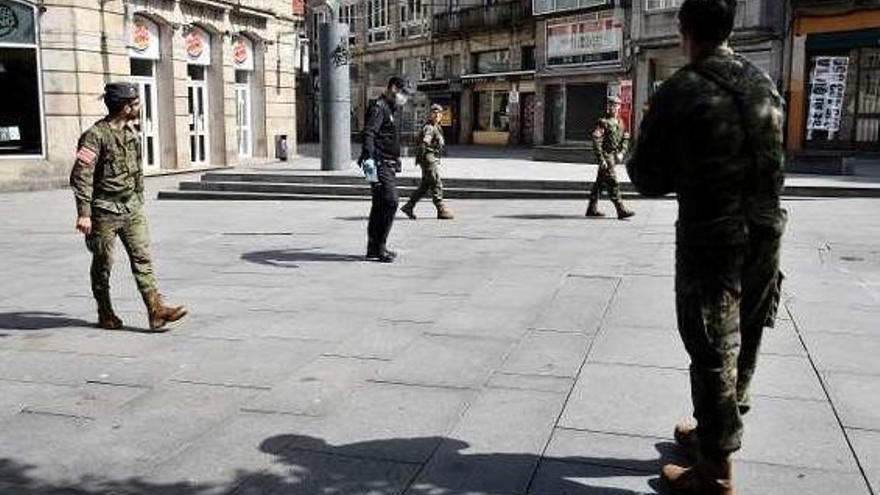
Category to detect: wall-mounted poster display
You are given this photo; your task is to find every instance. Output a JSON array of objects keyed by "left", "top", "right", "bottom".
[
  {"left": 128, "top": 16, "right": 160, "bottom": 60},
  {"left": 806, "top": 56, "right": 849, "bottom": 140},
  {"left": 184, "top": 26, "right": 211, "bottom": 66},
  {"left": 546, "top": 10, "right": 622, "bottom": 68},
  {"left": 232, "top": 36, "right": 254, "bottom": 71}
]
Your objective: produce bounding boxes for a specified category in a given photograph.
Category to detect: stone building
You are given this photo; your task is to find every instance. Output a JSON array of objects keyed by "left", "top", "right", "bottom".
[
  {"left": 630, "top": 0, "right": 786, "bottom": 139},
  {"left": 0, "top": 0, "right": 302, "bottom": 191},
  {"left": 304, "top": 0, "right": 537, "bottom": 146},
  {"left": 784, "top": 0, "right": 880, "bottom": 174}
]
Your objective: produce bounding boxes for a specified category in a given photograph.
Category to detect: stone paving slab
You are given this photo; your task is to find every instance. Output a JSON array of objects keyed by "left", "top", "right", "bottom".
[
  {"left": 848, "top": 429, "right": 880, "bottom": 494},
  {"left": 0, "top": 188, "right": 877, "bottom": 494}
]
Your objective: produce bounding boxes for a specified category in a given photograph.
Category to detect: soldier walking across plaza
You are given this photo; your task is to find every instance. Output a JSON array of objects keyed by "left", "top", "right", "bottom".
[
  {"left": 70, "top": 82, "right": 187, "bottom": 332},
  {"left": 359, "top": 76, "right": 414, "bottom": 263},
  {"left": 627, "top": 1, "right": 786, "bottom": 493},
  {"left": 400, "top": 104, "right": 454, "bottom": 220},
  {"left": 586, "top": 95, "right": 634, "bottom": 220}
]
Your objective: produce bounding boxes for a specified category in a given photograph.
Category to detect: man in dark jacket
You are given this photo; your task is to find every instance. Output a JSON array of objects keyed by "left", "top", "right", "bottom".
[
  {"left": 627, "top": 1, "right": 786, "bottom": 493},
  {"left": 360, "top": 76, "right": 413, "bottom": 263}
]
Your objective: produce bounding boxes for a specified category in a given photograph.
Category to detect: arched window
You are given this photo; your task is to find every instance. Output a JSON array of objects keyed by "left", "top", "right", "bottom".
[{"left": 0, "top": 0, "right": 43, "bottom": 156}]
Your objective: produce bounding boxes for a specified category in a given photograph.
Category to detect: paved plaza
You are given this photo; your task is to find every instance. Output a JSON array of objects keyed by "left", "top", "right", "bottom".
[{"left": 0, "top": 175, "right": 878, "bottom": 494}]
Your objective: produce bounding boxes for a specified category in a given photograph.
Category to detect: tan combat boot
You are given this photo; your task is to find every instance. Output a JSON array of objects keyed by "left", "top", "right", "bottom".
[
  {"left": 613, "top": 200, "right": 635, "bottom": 220},
  {"left": 143, "top": 290, "right": 187, "bottom": 331},
  {"left": 662, "top": 458, "right": 734, "bottom": 495},
  {"left": 400, "top": 203, "right": 417, "bottom": 219},
  {"left": 674, "top": 418, "right": 699, "bottom": 459},
  {"left": 585, "top": 198, "right": 605, "bottom": 217},
  {"left": 96, "top": 294, "right": 123, "bottom": 330},
  {"left": 436, "top": 205, "right": 454, "bottom": 220}
]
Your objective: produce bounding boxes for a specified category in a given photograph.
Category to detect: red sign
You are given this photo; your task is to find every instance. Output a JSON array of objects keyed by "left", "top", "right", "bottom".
[
  {"left": 131, "top": 21, "right": 151, "bottom": 52},
  {"left": 233, "top": 38, "right": 248, "bottom": 64},
  {"left": 291, "top": 0, "right": 305, "bottom": 16},
  {"left": 185, "top": 30, "right": 205, "bottom": 59}
]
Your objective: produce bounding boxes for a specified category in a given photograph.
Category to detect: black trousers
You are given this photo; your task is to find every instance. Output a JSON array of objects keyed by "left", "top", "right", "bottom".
[{"left": 367, "top": 161, "right": 399, "bottom": 254}]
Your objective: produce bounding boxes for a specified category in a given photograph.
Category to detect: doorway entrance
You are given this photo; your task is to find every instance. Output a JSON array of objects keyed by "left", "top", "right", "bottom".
[
  {"left": 187, "top": 65, "right": 209, "bottom": 165},
  {"left": 130, "top": 58, "right": 160, "bottom": 173},
  {"left": 235, "top": 70, "right": 252, "bottom": 157}
]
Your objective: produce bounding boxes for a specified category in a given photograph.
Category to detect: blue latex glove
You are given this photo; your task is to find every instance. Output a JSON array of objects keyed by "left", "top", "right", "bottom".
[{"left": 361, "top": 158, "right": 379, "bottom": 183}]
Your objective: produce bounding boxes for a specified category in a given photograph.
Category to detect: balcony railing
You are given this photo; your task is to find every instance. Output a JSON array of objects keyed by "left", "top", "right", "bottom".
[{"left": 433, "top": 0, "right": 532, "bottom": 37}]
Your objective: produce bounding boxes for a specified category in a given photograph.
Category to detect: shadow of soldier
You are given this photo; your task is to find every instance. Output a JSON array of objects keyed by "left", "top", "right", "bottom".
[
  {"left": 0, "top": 435, "right": 683, "bottom": 494},
  {"left": 241, "top": 248, "right": 366, "bottom": 268},
  {"left": 0, "top": 311, "right": 93, "bottom": 331}
]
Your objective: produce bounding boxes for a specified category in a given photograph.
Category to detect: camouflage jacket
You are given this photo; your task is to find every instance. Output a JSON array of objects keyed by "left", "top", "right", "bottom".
[
  {"left": 70, "top": 119, "right": 144, "bottom": 217},
  {"left": 418, "top": 122, "right": 445, "bottom": 165},
  {"left": 591, "top": 116, "right": 628, "bottom": 167},
  {"left": 626, "top": 46, "right": 787, "bottom": 245}
]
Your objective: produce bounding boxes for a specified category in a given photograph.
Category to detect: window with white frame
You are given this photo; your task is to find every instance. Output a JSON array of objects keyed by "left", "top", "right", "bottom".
[
  {"left": 367, "top": 0, "right": 391, "bottom": 44},
  {"left": 645, "top": 0, "right": 680, "bottom": 11},
  {"left": 399, "top": 0, "right": 427, "bottom": 38},
  {"left": 339, "top": 3, "right": 358, "bottom": 45}
]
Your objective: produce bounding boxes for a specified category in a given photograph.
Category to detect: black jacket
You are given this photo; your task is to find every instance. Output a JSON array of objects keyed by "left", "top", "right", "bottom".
[{"left": 360, "top": 95, "right": 400, "bottom": 164}]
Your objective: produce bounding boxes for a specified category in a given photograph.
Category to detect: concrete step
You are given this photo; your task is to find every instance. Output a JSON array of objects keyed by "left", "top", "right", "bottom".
[
  {"left": 172, "top": 180, "right": 613, "bottom": 200},
  {"left": 199, "top": 172, "right": 595, "bottom": 192}
]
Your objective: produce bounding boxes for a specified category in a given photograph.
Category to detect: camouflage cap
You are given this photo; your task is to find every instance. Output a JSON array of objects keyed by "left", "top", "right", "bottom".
[
  {"left": 607, "top": 95, "right": 622, "bottom": 104},
  {"left": 430, "top": 103, "right": 443, "bottom": 112},
  {"left": 103, "top": 82, "right": 139, "bottom": 103}
]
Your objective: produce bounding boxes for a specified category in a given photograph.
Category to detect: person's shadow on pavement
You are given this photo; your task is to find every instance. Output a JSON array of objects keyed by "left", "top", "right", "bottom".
[
  {"left": 0, "top": 311, "right": 93, "bottom": 331},
  {"left": 241, "top": 248, "right": 366, "bottom": 268},
  {"left": 0, "top": 434, "right": 682, "bottom": 494}
]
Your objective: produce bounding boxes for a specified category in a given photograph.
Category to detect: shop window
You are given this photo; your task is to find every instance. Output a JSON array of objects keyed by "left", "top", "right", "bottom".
[
  {"left": 473, "top": 50, "right": 510, "bottom": 74},
  {"left": 856, "top": 48, "right": 880, "bottom": 145},
  {"left": 645, "top": 0, "right": 680, "bottom": 12},
  {"left": 0, "top": 0, "right": 42, "bottom": 156},
  {"left": 476, "top": 91, "right": 510, "bottom": 132},
  {"left": 367, "top": 0, "right": 391, "bottom": 44}
]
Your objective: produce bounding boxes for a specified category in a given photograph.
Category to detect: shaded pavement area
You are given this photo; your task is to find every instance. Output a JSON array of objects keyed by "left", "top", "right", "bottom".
[{"left": 0, "top": 182, "right": 877, "bottom": 494}]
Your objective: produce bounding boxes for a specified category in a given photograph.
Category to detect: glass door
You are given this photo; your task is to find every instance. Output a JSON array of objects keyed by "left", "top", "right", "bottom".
[
  {"left": 855, "top": 48, "right": 880, "bottom": 150},
  {"left": 234, "top": 70, "right": 252, "bottom": 157},
  {"left": 187, "top": 65, "right": 210, "bottom": 165},
  {"left": 130, "top": 59, "right": 160, "bottom": 173}
]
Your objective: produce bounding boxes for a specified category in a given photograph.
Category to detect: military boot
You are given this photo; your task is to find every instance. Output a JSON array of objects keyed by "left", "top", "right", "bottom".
[
  {"left": 585, "top": 198, "right": 605, "bottom": 217},
  {"left": 613, "top": 200, "right": 635, "bottom": 220},
  {"left": 662, "top": 458, "right": 734, "bottom": 495},
  {"left": 95, "top": 293, "right": 123, "bottom": 330},
  {"left": 674, "top": 418, "right": 699, "bottom": 459},
  {"left": 143, "top": 290, "right": 187, "bottom": 331},
  {"left": 436, "top": 205, "right": 454, "bottom": 220},
  {"left": 400, "top": 203, "right": 417, "bottom": 220}
]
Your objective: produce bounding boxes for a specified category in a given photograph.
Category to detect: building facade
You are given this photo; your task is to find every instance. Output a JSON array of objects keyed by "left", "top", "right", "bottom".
[
  {"left": 785, "top": 0, "right": 880, "bottom": 174},
  {"left": 0, "top": 0, "right": 302, "bottom": 191},
  {"left": 303, "top": 0, "right": 538, "bottom": 146},
  {"left": 630, "top": 0, "right": 786, "bottom": 138}
]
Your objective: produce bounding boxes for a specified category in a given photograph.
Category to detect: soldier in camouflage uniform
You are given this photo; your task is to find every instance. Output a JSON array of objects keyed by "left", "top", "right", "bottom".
[
  {"left": 586, "top": 95, "right": 634, "bottom": 220},
  {"left": 401, "top": 104, "right": 454, "bottom": 220},
  {"left": 627, "top": 1, "right": 786, "bottom": 493},
  {"left": 70, "top": 82, "right": 187, "bottom": 332}
]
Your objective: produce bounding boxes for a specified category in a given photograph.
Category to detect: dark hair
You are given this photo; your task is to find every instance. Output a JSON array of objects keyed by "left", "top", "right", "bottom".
[
  {"left": 678, "top": 0, "right": 737, "bottom": 44},
  {"left": 104, "top": 98, "right": 130, "bottom": 116}
]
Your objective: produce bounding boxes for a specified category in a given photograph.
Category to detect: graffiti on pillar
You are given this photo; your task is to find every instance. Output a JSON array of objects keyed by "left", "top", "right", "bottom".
[{"left": 331, "top": 37, "right": 349, "bottom": 68}]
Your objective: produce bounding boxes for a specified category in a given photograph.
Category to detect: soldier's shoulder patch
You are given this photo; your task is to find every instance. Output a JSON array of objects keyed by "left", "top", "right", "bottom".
[{"left": 75, "top": 146, "right": 98, "bottom": 166}]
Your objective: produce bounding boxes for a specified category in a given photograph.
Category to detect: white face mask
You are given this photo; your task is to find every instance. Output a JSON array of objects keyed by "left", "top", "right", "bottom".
[{"left": 394, "top": 93, "right": 408, "bottom": 107}]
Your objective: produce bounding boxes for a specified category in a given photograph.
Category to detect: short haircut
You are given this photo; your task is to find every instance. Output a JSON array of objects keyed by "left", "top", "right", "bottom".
[
  {"left": 104, "top": 98, "right": 135, "bottom": 116},
  {"left": 678, "top": 0, "right": 737, "bottom": 45}
]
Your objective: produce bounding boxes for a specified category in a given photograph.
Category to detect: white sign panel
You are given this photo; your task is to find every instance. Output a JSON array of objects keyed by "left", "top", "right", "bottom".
[
  {"left": 128, "top": 17, "right": 160, "bottom": 60},
  {"left": 184, "top": 27, "right": 211, "bottom": 66},
  {"left": 807, "top": 56, "right": 849, "bottom": 136},
  {"left": 232, "top": 36, "right": 254, "bottom": 71},
  {"left": 546, "top": 11, "right": 622, "bottom": 67}
]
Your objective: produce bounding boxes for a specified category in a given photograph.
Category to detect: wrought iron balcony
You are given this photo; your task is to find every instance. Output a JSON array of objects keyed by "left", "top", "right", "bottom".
[{"left": 433, "top": 0, "right": 533, "bottom": 37}]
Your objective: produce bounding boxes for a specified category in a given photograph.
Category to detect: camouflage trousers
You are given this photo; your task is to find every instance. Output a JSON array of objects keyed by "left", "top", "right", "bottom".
[
  {"left": 85, "top": 208, "right": 158, "bottom": 303},
  {"left": 406, "top": 160, "right": 444, "bottom": 208},
  {"left": 675, "top": 226, "right": 783, "bottom": 461},
  {"left": 589, "top": 155, "right": 621, "bottom": 202}
]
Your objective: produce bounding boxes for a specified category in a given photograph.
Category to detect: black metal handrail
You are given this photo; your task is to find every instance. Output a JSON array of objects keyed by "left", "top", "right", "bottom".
[{"left": 433, "top": 0, "right": 533, "bottom": 36}]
